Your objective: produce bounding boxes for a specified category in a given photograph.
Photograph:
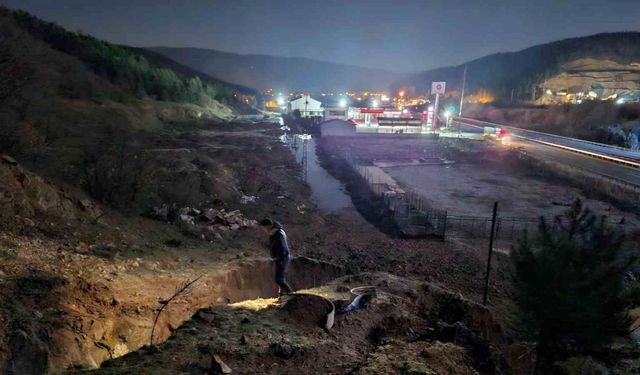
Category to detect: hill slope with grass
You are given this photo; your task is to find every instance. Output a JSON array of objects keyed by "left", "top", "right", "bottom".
[{"left": 0, "top": 6, "right": 248, "bottom": 187}]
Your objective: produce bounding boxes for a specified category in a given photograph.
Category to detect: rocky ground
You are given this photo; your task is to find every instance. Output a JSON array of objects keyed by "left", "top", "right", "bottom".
[
  {"left": 81, "top": 273, "right": 523, "bottom": 375},
  {"left": 0, "top": 122, "right": 518, "bottom": 374},
  {"left": 6, "top": 118, "right": 640, "bottom": 374}
]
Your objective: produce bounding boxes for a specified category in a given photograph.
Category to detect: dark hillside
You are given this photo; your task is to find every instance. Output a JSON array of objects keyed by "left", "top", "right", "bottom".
[
  {"left": 399, "top": 32, "right": 640, "bottom": 101},
  {"left": 133, "top": 47, "right": 258, "bottom": 97},
  {"left": 4, "top": 7, "right": 247, "bottom": 106},
  {"left": 0, "top": 7, "right": 236, "bottom": 210},
  {"left": 147, "top": 46, "right": 404, "bottom": 93},
  {"left": 149, "top": 32, "right": 640, "bottom": 102}
]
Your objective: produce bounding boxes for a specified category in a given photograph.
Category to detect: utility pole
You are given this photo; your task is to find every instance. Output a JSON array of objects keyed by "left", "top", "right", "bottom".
[
  {"left": 433, "top": 93, "right": 440, "bottom": 129},
  {"left": 458, "top": 64, "right": 467, "bottom": 117},
  {"left": 483, "top": 201, "right": 498, "bottom": 306}
]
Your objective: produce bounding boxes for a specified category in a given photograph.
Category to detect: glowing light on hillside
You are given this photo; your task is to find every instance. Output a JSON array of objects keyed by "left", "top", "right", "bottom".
[{"left": 466, "top": 90, "right": 496, "bottom": 104}]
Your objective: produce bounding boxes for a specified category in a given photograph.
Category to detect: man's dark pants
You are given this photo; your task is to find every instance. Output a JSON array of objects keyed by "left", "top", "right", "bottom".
[{"left": 275, "top": 256, "right": 293, "bottom": 294}]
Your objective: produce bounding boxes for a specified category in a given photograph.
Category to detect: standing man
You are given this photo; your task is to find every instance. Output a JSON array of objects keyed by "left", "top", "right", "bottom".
[{"left": 259, "top": 218, "right": 293, "bottom": 295}]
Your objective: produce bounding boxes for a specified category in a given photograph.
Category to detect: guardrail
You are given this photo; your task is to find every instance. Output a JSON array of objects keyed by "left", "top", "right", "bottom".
[
  {"left": 456, "top": 117, "right": 635, "bottom": 153},
  {"left": 454, "top": 117, "right": 640, "bottom": 169}
]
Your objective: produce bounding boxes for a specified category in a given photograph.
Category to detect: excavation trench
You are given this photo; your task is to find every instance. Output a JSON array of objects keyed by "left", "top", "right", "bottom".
[{"left": 34, "top": 256, "right": 343, "bottom": 374}]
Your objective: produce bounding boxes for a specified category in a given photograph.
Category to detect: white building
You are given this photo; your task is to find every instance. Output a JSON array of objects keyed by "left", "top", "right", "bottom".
[{"left": 288, "top": 94, "right": 323, "bottom": 118}]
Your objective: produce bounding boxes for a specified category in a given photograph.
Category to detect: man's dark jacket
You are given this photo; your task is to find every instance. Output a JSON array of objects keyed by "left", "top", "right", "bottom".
[{"left": 268, "top": 221, "right": 290, "bottom": 261}]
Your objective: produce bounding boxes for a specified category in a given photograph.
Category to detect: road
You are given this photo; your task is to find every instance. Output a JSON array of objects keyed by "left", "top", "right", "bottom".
[{"left": 452, "top": 119, "right": 640, "bottom": 187}]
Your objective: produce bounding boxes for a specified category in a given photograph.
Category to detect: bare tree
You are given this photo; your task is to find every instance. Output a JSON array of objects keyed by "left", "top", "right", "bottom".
[{"left": 149, "top": 276, "right": 201, "bottom": 346}]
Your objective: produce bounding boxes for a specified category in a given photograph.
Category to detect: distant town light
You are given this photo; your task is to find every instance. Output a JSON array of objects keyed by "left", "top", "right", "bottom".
[{"left": 399, "top": 91, "right": 405, "bottom": 97}]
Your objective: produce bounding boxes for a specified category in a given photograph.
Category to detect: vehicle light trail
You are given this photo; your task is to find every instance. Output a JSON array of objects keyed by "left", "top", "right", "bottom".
[{"left": 454, "top": 118, "right": 640, "bottom": 169}]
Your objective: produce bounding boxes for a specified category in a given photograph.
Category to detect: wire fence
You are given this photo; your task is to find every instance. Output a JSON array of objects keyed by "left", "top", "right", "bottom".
[
  {"left": 445, "top": 215, "right": 540, "bottom": 248},
  {"left": 346, "top": 150, "right": 448, "bottom": 238},
  {"left": 343, "top": 150, "right": 626, "bottom": 243}
]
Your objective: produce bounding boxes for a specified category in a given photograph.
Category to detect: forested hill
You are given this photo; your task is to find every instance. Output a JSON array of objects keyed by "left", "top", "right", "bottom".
[
  {"left": 133, "top": 47, "right": 258, "bottom": 98},
  {"left": 150, "top": 33, "right": 640, "bottom": 102},
  {"left": 0, "top": 6, "right": 242, "bottom": 196},
  {"left": 396, "top": 32, "right": 640, "bottom": 101},
  {"left": 3, "top": 7, "right": 254, "bottom": 106},
  {"left": 146, "top": 46, "right": 403, "bottom": 93}
]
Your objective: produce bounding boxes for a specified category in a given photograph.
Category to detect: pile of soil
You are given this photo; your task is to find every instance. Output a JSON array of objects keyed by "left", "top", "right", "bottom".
[{"left": 279, "top": 294, "right": 333, "bottom": 326}]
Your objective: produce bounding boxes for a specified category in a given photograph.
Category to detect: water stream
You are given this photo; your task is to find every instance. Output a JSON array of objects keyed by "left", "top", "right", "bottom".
[{"left": 284, "top": 134, "right": 353, "bottom": 212}]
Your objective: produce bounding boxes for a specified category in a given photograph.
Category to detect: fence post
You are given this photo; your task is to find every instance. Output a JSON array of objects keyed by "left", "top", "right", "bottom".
[
  {"left": 495, "top": 218, "right": 501, "bottom": 251},
  {"left": 483, "top": 201, "right": 499, "bottom": 306},
  {"left": 441, "top": 212, "right": 448, "bottom": 241}
]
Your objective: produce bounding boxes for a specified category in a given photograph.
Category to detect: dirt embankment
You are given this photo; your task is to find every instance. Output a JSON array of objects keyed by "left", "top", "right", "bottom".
[
  {"left": 52, "top": 257, "right": 342, "bottom": 373},
  {"left": 0, "top": 123, "right": 332, "bottom": 372},
  {"left": 0, "top": 124, "right": 519, "bottom": 374},
  {"left": 81, "top": 273, "right": 527, "bottom": 375},
  {"left": 0, "top": 124, "right": 337, "bottom": 373}
]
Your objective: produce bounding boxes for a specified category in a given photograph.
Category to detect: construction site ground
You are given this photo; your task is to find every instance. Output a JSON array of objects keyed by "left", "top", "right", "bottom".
[
  {"left": 319, "top": 135, "right": 640, "bottom": 228},
  {"left": 0, "top": 123, "right": 520, "bottom": 374}
]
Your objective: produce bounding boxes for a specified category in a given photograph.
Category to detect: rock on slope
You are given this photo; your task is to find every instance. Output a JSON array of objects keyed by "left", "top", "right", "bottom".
[{"left": 541, "top": 58, "right": 640, "bottom": 99}]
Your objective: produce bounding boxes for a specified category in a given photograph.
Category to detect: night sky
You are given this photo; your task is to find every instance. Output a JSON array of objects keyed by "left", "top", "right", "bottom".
[{"left": 2, "top": 0, "right": 639, "bottom": 72}]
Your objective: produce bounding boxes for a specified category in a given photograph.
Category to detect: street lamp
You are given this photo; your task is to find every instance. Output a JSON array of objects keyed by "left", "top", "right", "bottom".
[
  {"left": 339, "top": 99, "right": 347, "bottom": 108},
  {"left": 372, "top": 99, "right": 379, "bottom": 108}
]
